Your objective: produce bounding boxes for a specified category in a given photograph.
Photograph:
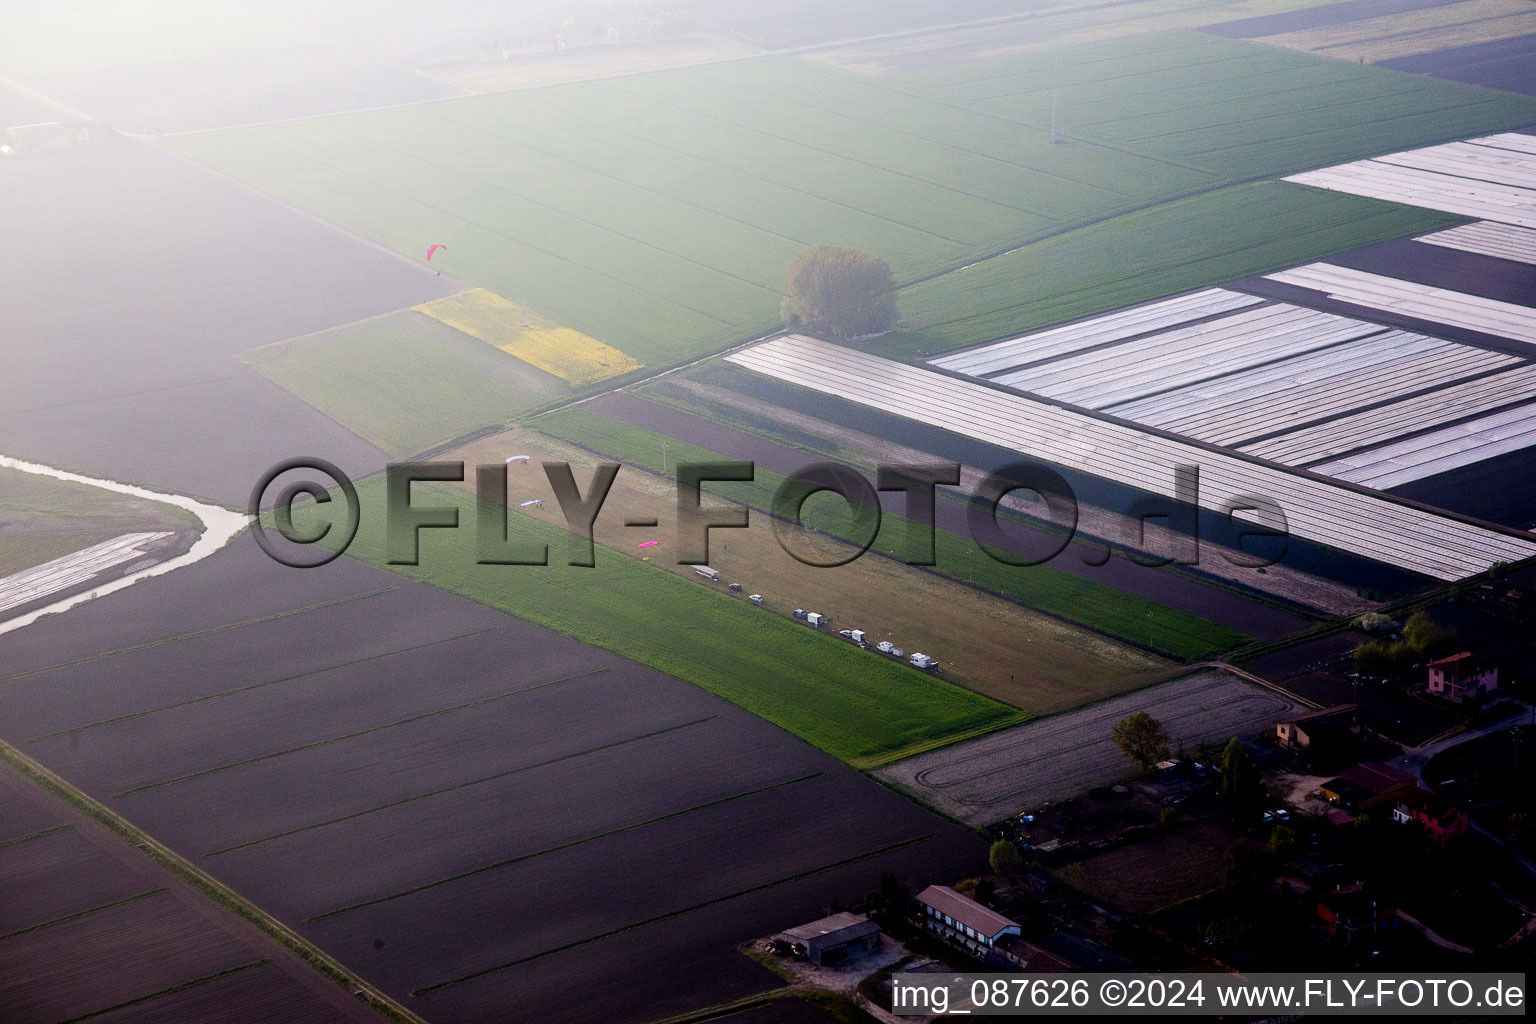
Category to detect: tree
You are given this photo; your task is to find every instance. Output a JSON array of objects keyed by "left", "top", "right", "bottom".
[
  {"left": 781, "top": 245, "right": 899, "bottom": 340},
  {"left": 1402, "top": 611, "right": 1458, "bottom": 660},
  {"left": 989, "top": 838, "right": 1023, "bottom": 878},
  {"left": 1219, "top": 737, "right": 1263, "bottom": 819},
  {"left": 1268, "top": 823, "right": 1296, "bottom": 858},
  {"left": 1112, "top": 712, "right": 1170, "bottom": 773},
  {"left": 1353, "top": 640, "right": 1393, "bottom": 676},
  {"left": 1355, "top": 612, "right": 1396, "bottom": 636}
]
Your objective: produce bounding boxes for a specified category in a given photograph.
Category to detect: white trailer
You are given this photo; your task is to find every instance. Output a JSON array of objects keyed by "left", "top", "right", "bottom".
[
  {"left": 693, "top": 565, "right": 719, "bottom": 582},
  {"left": 850, "top": 629, "right": 866, "bottom": 645},
  {"left": 806, "top": 612, "right": 824, "bottom": 627}
]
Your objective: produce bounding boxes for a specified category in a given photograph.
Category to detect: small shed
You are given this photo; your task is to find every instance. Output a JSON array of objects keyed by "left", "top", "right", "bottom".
[{"left": 775, "top": 912, "right": 881, "bottom": 966}]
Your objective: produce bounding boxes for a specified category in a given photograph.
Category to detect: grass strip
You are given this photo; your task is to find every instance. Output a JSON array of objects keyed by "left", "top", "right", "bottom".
[
  {"left": 536, "top": 407, "right": 1248, "bottom": 659},
  {"left": 56, "top": 960, "right": 272, "bottom": 1024},
  {"left": 412, "top": 834, "right": 934, "bottom": 995},
  {"left": 308, "top": 771, "right": 822, "bottom": 922},
  {"left": 0, "top": 822, "right": 70, "bottom": 850},
  {"left": 28, "top": 626, "right": 501, "bottom": 742},
  {"left": 315, "top": 474, "right": 1023, "bottom": 768},
  {"left": 0, "top": 587, "right": 396, "bottom": 684},
  {"left": 206, "top": 714, "right": 720, "bottom": 857},
  {"left": 0, "top": 888, "right": 165, "bottom": 942},
  {"left": 0, "top": 739, "right": 421, "bottom": 1023},
  {"left": 113, "top": 667, "right": 609, "bottom": 797}
]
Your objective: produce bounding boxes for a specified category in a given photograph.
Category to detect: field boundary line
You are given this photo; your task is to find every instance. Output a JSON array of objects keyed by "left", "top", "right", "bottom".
[
  {"left": 307, "top": 771, "right": 825, "bottom": 922},
  {"left": 206, "top": 713, "right": 723, "bottom": 856},
  {"left": 411, "top": 833, "right": 936, "bottom": 995},
  {"left": 113, "top": 666, "right": 611, "bottom": 797},
  {"left": 0, "top": 887, "right": 165, "bottom": 943},
  {"left": 0, "top": 739, "right": 425, "bottom": 1024},
  {"left": 55, "top": 961, "right": 273, "bottom": 1024},
  {"left": 0, "top": 822, "right": 70, "bottom": 850},
  {"left": 28, "top": 625, "right": 503, "bottom": 742},
  {"left": 0, "top": 585, "right": 397, "bottom": 684}
]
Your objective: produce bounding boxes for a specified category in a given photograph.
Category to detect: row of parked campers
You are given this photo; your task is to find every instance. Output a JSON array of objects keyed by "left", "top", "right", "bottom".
[
  {"left": 793, "top": 609, "right": 936, "bottom": 669},
  {"left": 693, "top": 565, "right": 764, "bottom": 604}
]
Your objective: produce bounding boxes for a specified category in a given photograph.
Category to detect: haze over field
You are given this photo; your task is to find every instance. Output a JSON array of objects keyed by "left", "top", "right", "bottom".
[{"left": 5, "top": 1, "right": 1536, "bottom": 1021}]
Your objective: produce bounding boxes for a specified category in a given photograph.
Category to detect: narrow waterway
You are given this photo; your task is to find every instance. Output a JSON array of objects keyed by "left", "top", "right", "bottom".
[{"left": 0, "top": 454, "right": 250, "bottom": 637}]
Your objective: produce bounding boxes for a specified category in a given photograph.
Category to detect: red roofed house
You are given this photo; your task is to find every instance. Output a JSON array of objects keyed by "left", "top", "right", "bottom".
[
  {"left": 1392, "top": 789, "right": 1470, "bottom": 845},
  {"left": 1317, "top": 883, "right": 1396, "bottom": 944},
  {"left": 1427, "top": 653, "right": 1497, "bottom": 703},
  {"left": 916, "top": 885, "right": 1021, "bottom": 959}
]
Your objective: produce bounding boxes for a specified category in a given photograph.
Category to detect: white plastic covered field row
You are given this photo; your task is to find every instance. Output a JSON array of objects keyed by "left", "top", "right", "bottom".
[
  {"left": 1417, "top": 221, "right": 1536, "bottom": 266},
  {"left": 1267, "top": 262, "right": 1536, "bottom": 345},
  {"left": 727, "top": 336, "right": 1536, "bottom": 580},
  {"left": 1242, "top": 364, "right": 1536, "bottom": 467},
  {"left": 1285, "top": 131, "right": 1536, "bottom": 229},
  {"left": 1313, "top": 401, "right": 1536, "bottom": 491},
  {"left": 0, "top": 532, "right": 172, "bottom": 615},
  {"left": 990, "top": 303, "right": 1382, "bottom": 408},
  {"left": 1114, "top": 332, "right": 1518, "bottom": 447},
  {"left": 928, "top": 288, "right": 1264, "bottom": 377}
]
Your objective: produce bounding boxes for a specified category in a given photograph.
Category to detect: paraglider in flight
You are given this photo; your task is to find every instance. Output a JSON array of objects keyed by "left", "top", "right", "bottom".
[
  {"left": 518, "top": 499, "right": 543, "bottom": 508},
  {"left": 426, "top": 243, "right": 447, "bottom": 261},
  {"left": 505, "top": 455, "right": 530, "bottom": 464},
  {"left": 638, "top": 540, "right": 658, "bottom": 549}
]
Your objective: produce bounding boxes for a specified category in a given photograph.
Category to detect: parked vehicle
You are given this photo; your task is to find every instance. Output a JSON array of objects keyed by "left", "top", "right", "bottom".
[
  {"left": 909, "top": 653, "right": 934, "bottom": 669},
  {"left": 748, "top": 594, "right": 763, "bottom": 605},
  {"left": 806, "top": 612, "right": 824, "bottom": 627},
  {"left": 793, "top": 608, "right": 807, "bottom": 620},
  {"left": 728, "top": 582, "right": 742, "bottom": 593}
]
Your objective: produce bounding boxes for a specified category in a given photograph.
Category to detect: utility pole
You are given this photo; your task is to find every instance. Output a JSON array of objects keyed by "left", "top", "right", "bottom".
[{"left": 1050, "top": 56, "right": 1066, "bottom": 146}]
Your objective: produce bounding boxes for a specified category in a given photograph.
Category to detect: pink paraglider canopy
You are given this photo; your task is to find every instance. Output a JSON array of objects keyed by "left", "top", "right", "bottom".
[
  {"left": 426, "top": 243, "right": 447, "bottom": 261},
  {"left": 638, "top": 540, "right": 658, "bottom": 548}
]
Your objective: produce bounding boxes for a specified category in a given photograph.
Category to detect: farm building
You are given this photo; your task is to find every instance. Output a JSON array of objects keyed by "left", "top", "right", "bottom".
[
  {"left": 1392, "top": 789, "right": 1470, "bottom": 845},
  {"left": 1338, "top": 762, "right": 1414, "bottom": 801},
  {"left": 916, "top": 885, "right": 1020, "bottom": 958},
  {"left": 1318, "top": 777, "right": 1372, "bottom": 811},
  {"left": 774, "top": 912, "right": 881, "bottom": 966},
  {"left": 1426, "top": 652, "right": 1498, "bottom": 702},
  {"left": 995, "top": 935, "right": 1073, "bottom": 972},
  {"left": 1317, "top": 883, "right": 1397, "bottom": 945},
  {"left": 1276, "top": 705, "right": 1361, "bottom": 751}
]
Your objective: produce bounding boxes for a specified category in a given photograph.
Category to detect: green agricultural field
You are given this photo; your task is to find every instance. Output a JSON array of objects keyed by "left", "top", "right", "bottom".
[
  {"left": 535, "top": 408, "right": 1250, "bottom": 661},
  {"left": 891, "top": 181, "right": 1458, "bottom": 357},
  {"left": 166, "top": 31, "right": 1536, "bottom": 373},
  {"left": 292, "top": 476, "right": 1025, "bottom": 769},
  {"left": 240, "top": 310, "right": 566, "bottom": 458}
]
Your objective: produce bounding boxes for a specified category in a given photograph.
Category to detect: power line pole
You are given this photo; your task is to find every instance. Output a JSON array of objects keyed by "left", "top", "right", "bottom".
[{"left": 1051, "top": 56, "right": 1066, "bottom": 146}]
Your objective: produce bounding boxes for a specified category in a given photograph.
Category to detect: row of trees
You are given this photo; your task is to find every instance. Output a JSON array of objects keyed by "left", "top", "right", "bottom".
[
  {"left": 1352, "top": 610, "right": 1459, "bottom": 678},
  {"left": 1112, "top": 712, "right": 1266, "bottom": 819}
]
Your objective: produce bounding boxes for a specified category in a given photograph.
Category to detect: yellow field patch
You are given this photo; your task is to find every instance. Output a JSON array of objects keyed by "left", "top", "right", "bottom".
[{"left": 413, "top": 289, "right": 642, "bottom": 386}]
